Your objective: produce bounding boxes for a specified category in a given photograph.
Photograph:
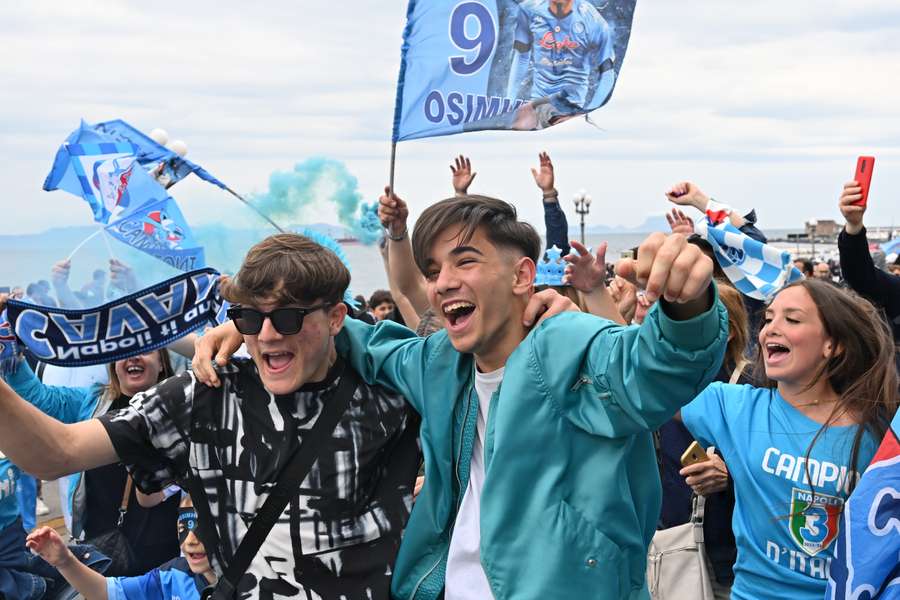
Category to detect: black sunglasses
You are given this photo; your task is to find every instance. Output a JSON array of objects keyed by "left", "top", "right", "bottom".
[{"left": 226, "top": 304, "right": 331, "bottom": 336}]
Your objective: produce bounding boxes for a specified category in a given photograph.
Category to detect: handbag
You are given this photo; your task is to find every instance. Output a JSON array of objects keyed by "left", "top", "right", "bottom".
[
  {"left": 646, "top": 493, "right": 715, "bottom": 600},
  {"left": 85, "top": 475, "right": 137, "bottom": 577},
  {"left": 191, "top": 362, "right": 359, "bottom": 600}
]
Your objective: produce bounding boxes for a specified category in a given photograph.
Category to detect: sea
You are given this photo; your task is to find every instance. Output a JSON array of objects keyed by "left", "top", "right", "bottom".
[{"left": 1, "top": 226, "right": 808, "bottom": 299}]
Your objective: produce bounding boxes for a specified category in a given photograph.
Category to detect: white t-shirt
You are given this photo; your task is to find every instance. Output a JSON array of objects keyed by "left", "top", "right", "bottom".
[{"left": 444, "top": 366, "right": 504, "bottom": 600}]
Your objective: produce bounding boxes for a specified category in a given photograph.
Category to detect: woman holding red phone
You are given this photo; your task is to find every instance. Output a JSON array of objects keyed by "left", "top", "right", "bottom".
[{"left": 837, "top": 169, "right": 900, "bottom": 348}]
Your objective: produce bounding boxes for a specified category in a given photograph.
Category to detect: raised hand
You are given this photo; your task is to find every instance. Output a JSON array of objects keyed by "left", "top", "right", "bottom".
[
  {"left": 26, "top": 527, "right": 73, "bottom": 568},
  {"left": 450, "top": 155, "right": 477, "bottom": 195},
  {"left": 50, "top": 259, "right": 71, "bottom": 286},
  {"left": 665, "top": 181, "right": 710, "bottom": 212},
  {"left": 109, "top": 259, "right": 137, "bottom": 292},
  {"left": 615, "top": 232, "right": 713, "bottom": 317},
  {"left": 563, "top": 241, "right": 608, "bottom": 293},
  {"left": 838, "top": 180, "right": 866, "bottom": 235},
  {"left": 378, "top": 186, "right": 410, "bottom": 238},
  {"left": 531, "top": 151, "right": 555, "bottom": 194},
  {"left": 665, "top": 208, "right": 695, "bottom": 236},
  {"left": 608, "top": 276, "right": 637, "bottom": 323}
]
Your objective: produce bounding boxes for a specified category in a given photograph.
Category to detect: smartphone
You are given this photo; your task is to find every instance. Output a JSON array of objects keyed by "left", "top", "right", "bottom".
[
  {"left": 680, "top": 440, "right": 710, "bottom": 467},
  {"left": 854, "top": 156, "right": 875, "bottom": 206}
]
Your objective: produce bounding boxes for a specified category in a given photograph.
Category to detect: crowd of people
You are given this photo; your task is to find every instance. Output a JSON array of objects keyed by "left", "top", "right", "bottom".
[{"left": 0, "top": 153, "right": 897, "bottom": 600}]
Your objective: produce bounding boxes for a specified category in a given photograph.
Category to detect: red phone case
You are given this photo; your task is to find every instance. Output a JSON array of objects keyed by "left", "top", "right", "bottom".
[{"left": 854, "top": 156, "right": 875, "bottom": 206}]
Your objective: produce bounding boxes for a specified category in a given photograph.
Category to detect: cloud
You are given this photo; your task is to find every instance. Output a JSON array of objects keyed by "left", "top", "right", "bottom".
[{"left": 1, "top": 0, "right": 898, "bottom": 238}]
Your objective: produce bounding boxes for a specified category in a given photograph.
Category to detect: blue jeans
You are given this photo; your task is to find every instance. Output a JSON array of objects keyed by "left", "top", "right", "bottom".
[{"left": 15, "top": 473, "right": 37, "bottom": 532}]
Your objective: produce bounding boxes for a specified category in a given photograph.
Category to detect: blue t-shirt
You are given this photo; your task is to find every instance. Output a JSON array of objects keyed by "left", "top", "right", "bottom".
[
  {"left": 0, "top": 456, "right": 20, "bottom": 532},
  {"left": 682, "top": 383, "right": 877, "bottom": 600},
  {"left": 107, "top": 556, "right": 208, "bottom": 600},
  {"left": 512, "top": 0, "right": 615, "bottom": 109}
]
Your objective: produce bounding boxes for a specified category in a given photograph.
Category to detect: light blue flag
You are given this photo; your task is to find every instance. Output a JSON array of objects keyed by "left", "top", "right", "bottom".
[
  {"left": 695, "top": 220, "right": 804, "bottom": 301},
  {"left": 105, "top": 192, "right": 206, "bottom": 272},
  {"left": 393, "top": 0, "right": 636, "bottom": 141},
  {"left": 91, "top": 119, "right": 229, "bottom": 191},
  {"left": 828, "top": 412, "right": 900, "bottom": 600}
]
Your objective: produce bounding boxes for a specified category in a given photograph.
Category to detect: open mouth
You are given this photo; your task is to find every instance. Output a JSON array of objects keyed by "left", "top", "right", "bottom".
[
  {"left": 186, "top": 551, "right": 207, "bottom": 562},
  {"left": 765, "top": 342, "right": 790, "bottom": 363},
  {"left": 442, "top": 301, "right": 476, "bottom": 331},
  {"left": 262, "top": 351, "right": 294, "bottom": 373},
  {"left": 124, "top": 364, "right": 145, "bottom": 376}
]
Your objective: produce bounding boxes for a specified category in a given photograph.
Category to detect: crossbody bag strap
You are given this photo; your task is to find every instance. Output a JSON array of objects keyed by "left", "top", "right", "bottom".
[
  {"left": 729, "top": 359, "right": 750, "bottom": 385},
  {"left": 206, "top": 362, "right": 359, "bottom": 600},
  {"left": 116, "top": 476, "right": 133, "bottom": 528}
]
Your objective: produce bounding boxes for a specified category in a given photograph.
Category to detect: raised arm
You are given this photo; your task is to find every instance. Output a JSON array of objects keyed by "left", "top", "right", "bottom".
[
  {"left": 0, "top": 378, "right": 117, "bottom": 479},
  {"left": 450, "top": 155, "right": 477, "bottom": 196},
  {"left": 536, "top": 233, "right": 726, "bottom": 437},
  {"left": 563, "top": 240, "right": 624, "bottom": 324},
  {"left": 666, "top": 181, "right": 748, "bottom": 229},
  {"left": 838, "top": 180, "right": 900, "bottom": 318},
  {"left": 378, "top": 187, "right": 429, "bottom": 315},
  {"left": 532, "top": 152, "right": 571, "bottom": 256},
  {"left": 50, "top": 259, "right": 84, "bottom": 309}
]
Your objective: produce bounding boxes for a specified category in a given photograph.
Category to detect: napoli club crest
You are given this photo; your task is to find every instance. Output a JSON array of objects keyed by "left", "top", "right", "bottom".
[{"left": 789, "top": 487, "right": 843, "bottom": 556}]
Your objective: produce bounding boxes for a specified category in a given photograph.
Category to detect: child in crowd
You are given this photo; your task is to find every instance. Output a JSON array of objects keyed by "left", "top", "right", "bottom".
[{"left": 26, "top": 495, "right": 215, "bottom": 600}]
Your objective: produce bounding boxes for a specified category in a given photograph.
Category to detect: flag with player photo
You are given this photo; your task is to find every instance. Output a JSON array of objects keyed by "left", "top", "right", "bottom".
[
  {"left": 392, "top": 0, "right": 636, "bottom": 141},
  {"left": 827, "top": 412, "right": 900, "bottom": 600}
]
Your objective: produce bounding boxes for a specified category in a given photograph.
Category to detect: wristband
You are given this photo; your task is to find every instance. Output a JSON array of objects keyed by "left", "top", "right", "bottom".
[
  {"left": 386, "top": 227, "right": 408, "bottom": 242},
  {"left": 542, "top": 189, "right": 559, "bottom": 200}
]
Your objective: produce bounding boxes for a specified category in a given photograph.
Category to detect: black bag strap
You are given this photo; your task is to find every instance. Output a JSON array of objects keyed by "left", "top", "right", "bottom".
[{"left": 202, "top": 361, "right": 359, "bottom": 600}]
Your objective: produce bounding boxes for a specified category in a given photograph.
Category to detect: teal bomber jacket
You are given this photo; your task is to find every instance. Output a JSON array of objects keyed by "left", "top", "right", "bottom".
[{"left": 336, "top": 290, "right": 728, "bottom": 600}]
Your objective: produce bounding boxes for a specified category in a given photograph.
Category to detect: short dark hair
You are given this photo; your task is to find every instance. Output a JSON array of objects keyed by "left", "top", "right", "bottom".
[
  {"left": 368, "top": 289, "right": 394, "bottom": 308},
  {"left": 411, "top": 195, "right": 541, "bottom": 275},
  {"left": 222, "top": 233, "right": 349, "bottom": 306},
  {"left": 795, "top": 259, "right": 814, "bottom": 277}
]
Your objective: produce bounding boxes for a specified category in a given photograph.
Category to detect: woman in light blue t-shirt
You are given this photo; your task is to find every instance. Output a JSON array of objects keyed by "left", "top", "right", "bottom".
[{"left": 682, "top": 279, "right": 898, "bottom": 600}]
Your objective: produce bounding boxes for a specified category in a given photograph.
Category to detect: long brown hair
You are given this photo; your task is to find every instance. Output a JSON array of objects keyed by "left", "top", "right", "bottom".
[
  {"left": 717, "top": 284, "right": 749, "bottom": 371},
  {"left": 103, "top": 350, "right": 174, "bottom": 403},
  {"left": 754, "top": 279, "right": 899, "bottom": 495}
]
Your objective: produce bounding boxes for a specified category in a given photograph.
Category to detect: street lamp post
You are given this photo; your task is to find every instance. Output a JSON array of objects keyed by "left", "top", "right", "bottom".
[{"left": 573, "top": 189, "right": 592, "bottom": 245}]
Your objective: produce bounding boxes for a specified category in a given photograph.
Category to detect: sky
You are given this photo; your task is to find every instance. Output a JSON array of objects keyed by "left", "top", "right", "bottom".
[{"left": 2, "top": 0, "right": 900, "bottom": 236}]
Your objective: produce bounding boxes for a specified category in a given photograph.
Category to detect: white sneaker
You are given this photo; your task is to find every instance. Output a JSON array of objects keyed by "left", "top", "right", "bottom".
[{"left": 35, "top": 498, "right": 50, "bottom": 517}]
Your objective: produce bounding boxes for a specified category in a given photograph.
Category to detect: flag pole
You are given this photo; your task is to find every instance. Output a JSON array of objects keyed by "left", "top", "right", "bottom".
[
  {"left": 222, "top": 186, "right": 285, "bottom": 233},
  {"left": 100, "top": 226, "right": 117, "bottom": 261},
  {"left": 388, "top": 142, "right": 398, "bottom": 195},
  {"left": 65, "top": 229, "right": 103, "bottom": 262}
]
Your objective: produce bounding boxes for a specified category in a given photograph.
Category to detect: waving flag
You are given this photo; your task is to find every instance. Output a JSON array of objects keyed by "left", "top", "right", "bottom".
[
  {"left": 105, "top": 195, "right": 206, "bottom": 272},
  {"left": 828, "top": 413, "right": 900, "bottom": 600},
  {"left": 695, "top": 220, "right": 803, "bottom": 301},
  {"left": 91, "top": 119, "right": 228, "bottom": 190},
  {"left": 392, "top": 0, "right": 636, "bottom": 141}
]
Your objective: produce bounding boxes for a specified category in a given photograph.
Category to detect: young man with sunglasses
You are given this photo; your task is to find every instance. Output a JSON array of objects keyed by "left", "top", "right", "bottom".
[
  {"left": 194, "top": 194, "right": 729, "bottom": 599},
  {"left": 0, "top": 234, "right": 429, "bottom": 599}
]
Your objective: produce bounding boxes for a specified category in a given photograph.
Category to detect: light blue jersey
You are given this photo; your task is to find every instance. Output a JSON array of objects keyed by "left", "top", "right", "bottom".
[
  {"left": 508, "top": 0, "right": 615, "bottom": 110},
  {"left": 107, "top": 557, "right": 207, "bottom": 600},
  {"left": 682, "top": 383, "right": 877, "bottom": 600},
  {"left": 0, "top": 457, "right": 20, "bottom": 532}
]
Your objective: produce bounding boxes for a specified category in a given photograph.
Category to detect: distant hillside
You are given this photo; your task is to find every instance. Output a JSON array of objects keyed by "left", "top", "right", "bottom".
[{"left": 571, "top": 214, "right": 670, "bottom": 235}]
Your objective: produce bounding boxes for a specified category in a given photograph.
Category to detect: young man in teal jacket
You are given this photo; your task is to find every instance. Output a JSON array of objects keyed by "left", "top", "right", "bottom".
[{"left": 194, "top": 194, "right": 728, "bottom": 599}]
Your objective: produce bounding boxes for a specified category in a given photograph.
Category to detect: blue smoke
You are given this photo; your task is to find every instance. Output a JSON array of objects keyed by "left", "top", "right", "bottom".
[{"left": 252, "top": 157, "right": 381, "bottom": 245}]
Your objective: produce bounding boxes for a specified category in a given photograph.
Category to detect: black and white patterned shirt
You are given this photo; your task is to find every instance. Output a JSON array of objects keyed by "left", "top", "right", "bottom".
[{"left": 100, "top": 357, "right": 419, "bottom": 600}]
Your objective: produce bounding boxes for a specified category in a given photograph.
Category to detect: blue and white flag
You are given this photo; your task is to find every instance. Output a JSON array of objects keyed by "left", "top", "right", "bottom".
[
  {"left": 91, "top": 119, "right": 228, "bottom": 191},
  {"left": 43, "top": 121, "right": 147, "bottom": 223},
  {"left": 695, "top": 220, "right": 803, "bottom": 301},
  {"left": 828, "top": 412, "right": 900, "bottom": 600},
  {"left": 393, "top": 0, "right": 636, "bottom": 141},
  {"left": 5, "top": 269, "right": 221, "bottom": 367},
  {"left": 0, "top": 312, "right": 18, "bottom": 377},
  {"left": 105, "top": 195, "right": 206, "bottom": 272}
]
